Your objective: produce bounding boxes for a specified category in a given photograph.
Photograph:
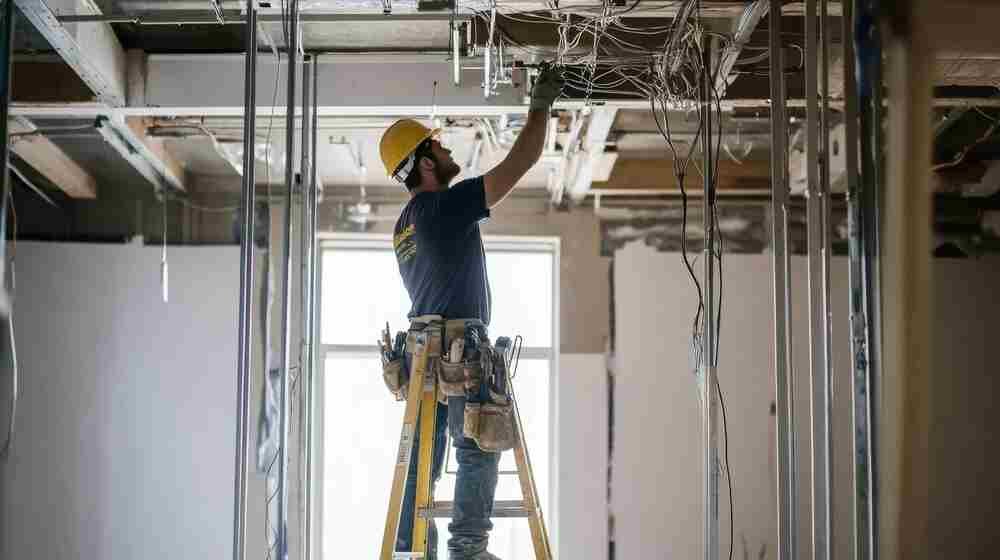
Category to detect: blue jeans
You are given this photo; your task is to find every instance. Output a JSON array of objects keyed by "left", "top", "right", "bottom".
[{"left": 396, "top": 395, "right": 501, "bottom": 559}]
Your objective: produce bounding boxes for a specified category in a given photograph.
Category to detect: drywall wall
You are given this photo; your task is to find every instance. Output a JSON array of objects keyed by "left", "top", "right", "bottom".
[
  {"left": 0, "top": 243, "right": 239, "bottom": 560},
  {"left": 556, "top": 353, "right": 610, "bottom": 560},
  {"left": 612, "top": 247, "right": 843, "bottom": 560},
  {"left": 613, "top": 243, "right": 1000, "bottom": 560}
]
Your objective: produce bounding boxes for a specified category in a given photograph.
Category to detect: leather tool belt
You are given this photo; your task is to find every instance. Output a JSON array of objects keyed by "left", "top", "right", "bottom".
[{"left": 378, "top": 315, "right": 517, "bottom": 452}]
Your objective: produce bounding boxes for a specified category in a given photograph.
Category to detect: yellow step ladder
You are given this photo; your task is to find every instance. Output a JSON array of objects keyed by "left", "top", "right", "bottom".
[{"left": 379, "top": 330, "right": 552, "bottom": 560}]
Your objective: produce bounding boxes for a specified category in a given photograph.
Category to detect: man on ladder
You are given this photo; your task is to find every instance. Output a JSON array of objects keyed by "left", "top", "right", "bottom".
[{"left": 377, "top": 64, "right": 564, "bottom": 560}]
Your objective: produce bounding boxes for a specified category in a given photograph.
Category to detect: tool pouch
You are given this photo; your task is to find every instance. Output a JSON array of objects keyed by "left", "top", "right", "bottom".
[
  {"left": 438, "top": 324, "right": 486, "bottom": 398},
  {"left": 381, "top": 358, "right": 408, "bottom": 401},
  {"left": 406, "top": 324, "right": 444, "bottom": 359},
  {"left": 463, "top": 398, "right": 516, "bottom": 453},
  {"left": 439, "top": 358, "right": 483, "bottom": 397},
  {"left": 438, "top": 359, "right": 466, "bottom": 397},
  {"left": 462, "top": 402, "right": 481, "bottom": 440}
]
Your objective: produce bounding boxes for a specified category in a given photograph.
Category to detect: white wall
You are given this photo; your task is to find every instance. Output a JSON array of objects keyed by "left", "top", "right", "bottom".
[
  {"left": 614, "top": 247, "right": 814, "bottom": 560},
  {"left": 556, "top": 353, "right": 609, "bottom": 560},
  {"left": 0, "top": 243, "right": 239, "bottom": 560},
  {"left": 614, "top": 242, "right": 1000, "bottom": 560}
]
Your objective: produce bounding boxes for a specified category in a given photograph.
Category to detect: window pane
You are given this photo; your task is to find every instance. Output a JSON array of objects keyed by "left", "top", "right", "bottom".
[
  {"left": 485, "top": 251, "right": 553, "bottom": 346},
  {"left": 320, "top": 240, "right": 555, "bottom": 560},
  {"left": 321, "top": 244, "right": 553, "bottom": 346},
  {"left": 321, "top": 355, "right": 404, "bottom": 558},
  {"left": 321, "top": 250, "right": 411, "bottom": 345}
]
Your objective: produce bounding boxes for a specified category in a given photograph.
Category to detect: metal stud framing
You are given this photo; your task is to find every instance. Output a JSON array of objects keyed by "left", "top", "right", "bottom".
[
  {"left": 231, "top": 3, "right": 257, "bottom": 560},
  {"left": 277, "top": 1, "right": 301, "bottom": 559},
  {"left": 767, "top": 3, "right": 797, "bottom": 559},
  {"left": 805, "top": 0, "right": 834, "bottom": 558},
  {"left": 303, "top": 54, "right": 320, "bottom": 560}
]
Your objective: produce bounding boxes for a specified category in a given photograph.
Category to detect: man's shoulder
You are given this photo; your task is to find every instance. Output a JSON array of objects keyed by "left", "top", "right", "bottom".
[
  {"left": 397, "top": 193, "right": 431, "bottom": 221},
  {"left": 395, "top": 192, "right": 436, "bottom": 233},
  {"left": 451, "top": 175, "right": 485, "bottom": 190}
]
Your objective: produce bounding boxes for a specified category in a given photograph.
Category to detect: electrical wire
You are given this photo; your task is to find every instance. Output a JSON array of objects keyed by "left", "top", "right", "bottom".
[
  {"left": 933, "top": 113, "right": 1000, "bottom": 171},
  {"left": 461, "top": 0, "right": 728, "bottom": 105},
  {"left": 714, "top": 205, "right": 734, "bottom": 560}
]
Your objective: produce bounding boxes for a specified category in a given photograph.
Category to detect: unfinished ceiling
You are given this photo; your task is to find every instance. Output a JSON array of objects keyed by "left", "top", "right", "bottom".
[{"left": 6, "top": 1, "right": 1000, "bottom": 255}]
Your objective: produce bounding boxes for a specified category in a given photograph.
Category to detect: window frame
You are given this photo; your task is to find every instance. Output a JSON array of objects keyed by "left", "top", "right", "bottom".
[{"left": 312, "top": 232, "right": 560, "bottom": 560}]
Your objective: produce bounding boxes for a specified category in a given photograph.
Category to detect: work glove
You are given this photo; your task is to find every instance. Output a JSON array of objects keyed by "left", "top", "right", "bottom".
[{"left": 530, "top": 63, "right": 565, "bottom": 111}]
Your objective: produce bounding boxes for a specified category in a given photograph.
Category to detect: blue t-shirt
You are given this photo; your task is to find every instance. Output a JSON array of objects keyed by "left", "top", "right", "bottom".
[{"left": 393, "top": 176, "right": 492, "bottom": 324}]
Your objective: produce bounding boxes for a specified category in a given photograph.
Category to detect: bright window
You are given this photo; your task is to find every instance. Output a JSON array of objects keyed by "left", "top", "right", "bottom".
[{"left": 318, "top": 235, "right": 558, "bottom": 560}]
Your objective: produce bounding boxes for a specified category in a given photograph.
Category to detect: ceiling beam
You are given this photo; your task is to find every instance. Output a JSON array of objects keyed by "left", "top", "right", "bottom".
[
  {"left": 8, "top": 117, "right": 96, "bottom": 199},
  {"left": 715, "top": 1, "right": 769, "bottom": 97},
  {"left": 52, "top": 2, "right": 838, "bottom": 21},
  {"left": 593, "top": 157, "right": 771, "bottom": 191},
  {"left": 124, "top": 117, "right": 187, "bottom": 190},
  {"left": 14, "top": 0, "right": 127, "bottom": 106},
  {"left": 140, "top": 54, "right": 524, "bottom": 115},
  {"left": 936, "top": 55, "right": 1000, "bottom": 87},
  {"left": 94, "top": 116, "right": 186, "bottom": 193},
  {"left": 566, "top": 107, "right": 618, "bottom": 202},
  {"left": 57, "top": 11, "right": 474, "bottom": 24},
  {"left": 10, "top": 50, "right": 1000, "bottom": 119},
  {"left": 72, "top": 54, "right": 807, "bottom": 117}
]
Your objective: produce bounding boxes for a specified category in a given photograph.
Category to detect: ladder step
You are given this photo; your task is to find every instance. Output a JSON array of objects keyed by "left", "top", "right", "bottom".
[{"left": 418, "top": 499, "right": 533, "bottom": 519}]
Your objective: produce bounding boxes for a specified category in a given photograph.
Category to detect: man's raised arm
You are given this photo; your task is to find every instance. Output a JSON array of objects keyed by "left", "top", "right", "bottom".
[{"left": 484, "top": 65, "right": 565, "bottom": 208}]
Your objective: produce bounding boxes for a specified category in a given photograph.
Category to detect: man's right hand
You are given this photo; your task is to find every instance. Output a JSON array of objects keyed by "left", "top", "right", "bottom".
[{"left": 530, "top": 64, "right": 565, "bottom": 111}]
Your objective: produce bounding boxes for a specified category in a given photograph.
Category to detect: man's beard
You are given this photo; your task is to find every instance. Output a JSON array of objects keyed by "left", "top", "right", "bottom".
[{"left": 433, "top": 156, "right": 461, "bottom": 186}]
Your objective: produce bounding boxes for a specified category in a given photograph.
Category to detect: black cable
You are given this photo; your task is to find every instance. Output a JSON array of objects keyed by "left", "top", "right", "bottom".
[
  {"left": 649, "top": 88, "right": 704, "bottom": 333},
  {"left": 717, "top": 376, "right": 734, "bottom": 560},
  {"left": 702, "top": 9, "right": 734, "bottom": 556},
  {"left": 714, "top": 204, "right": 733, "bottom": 560}
]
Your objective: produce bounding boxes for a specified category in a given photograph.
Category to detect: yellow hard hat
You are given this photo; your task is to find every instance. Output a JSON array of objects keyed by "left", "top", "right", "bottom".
[{"left": 379, "top": 119, "right": 440, "bottom": 183}]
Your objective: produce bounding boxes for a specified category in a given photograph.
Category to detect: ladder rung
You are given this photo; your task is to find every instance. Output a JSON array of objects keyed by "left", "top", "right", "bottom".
[{"left": 418, "top": 499, "right": 534, "bottom": 519}]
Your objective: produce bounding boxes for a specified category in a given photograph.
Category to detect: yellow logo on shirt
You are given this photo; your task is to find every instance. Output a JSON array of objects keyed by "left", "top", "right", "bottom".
[{"left": 394, "top": 224, "right": 417, "bottom": 263}]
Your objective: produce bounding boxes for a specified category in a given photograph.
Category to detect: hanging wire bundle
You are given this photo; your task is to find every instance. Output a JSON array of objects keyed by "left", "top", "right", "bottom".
[{"left": 460, "top": 0, "right": 740, "bottom": 107}]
